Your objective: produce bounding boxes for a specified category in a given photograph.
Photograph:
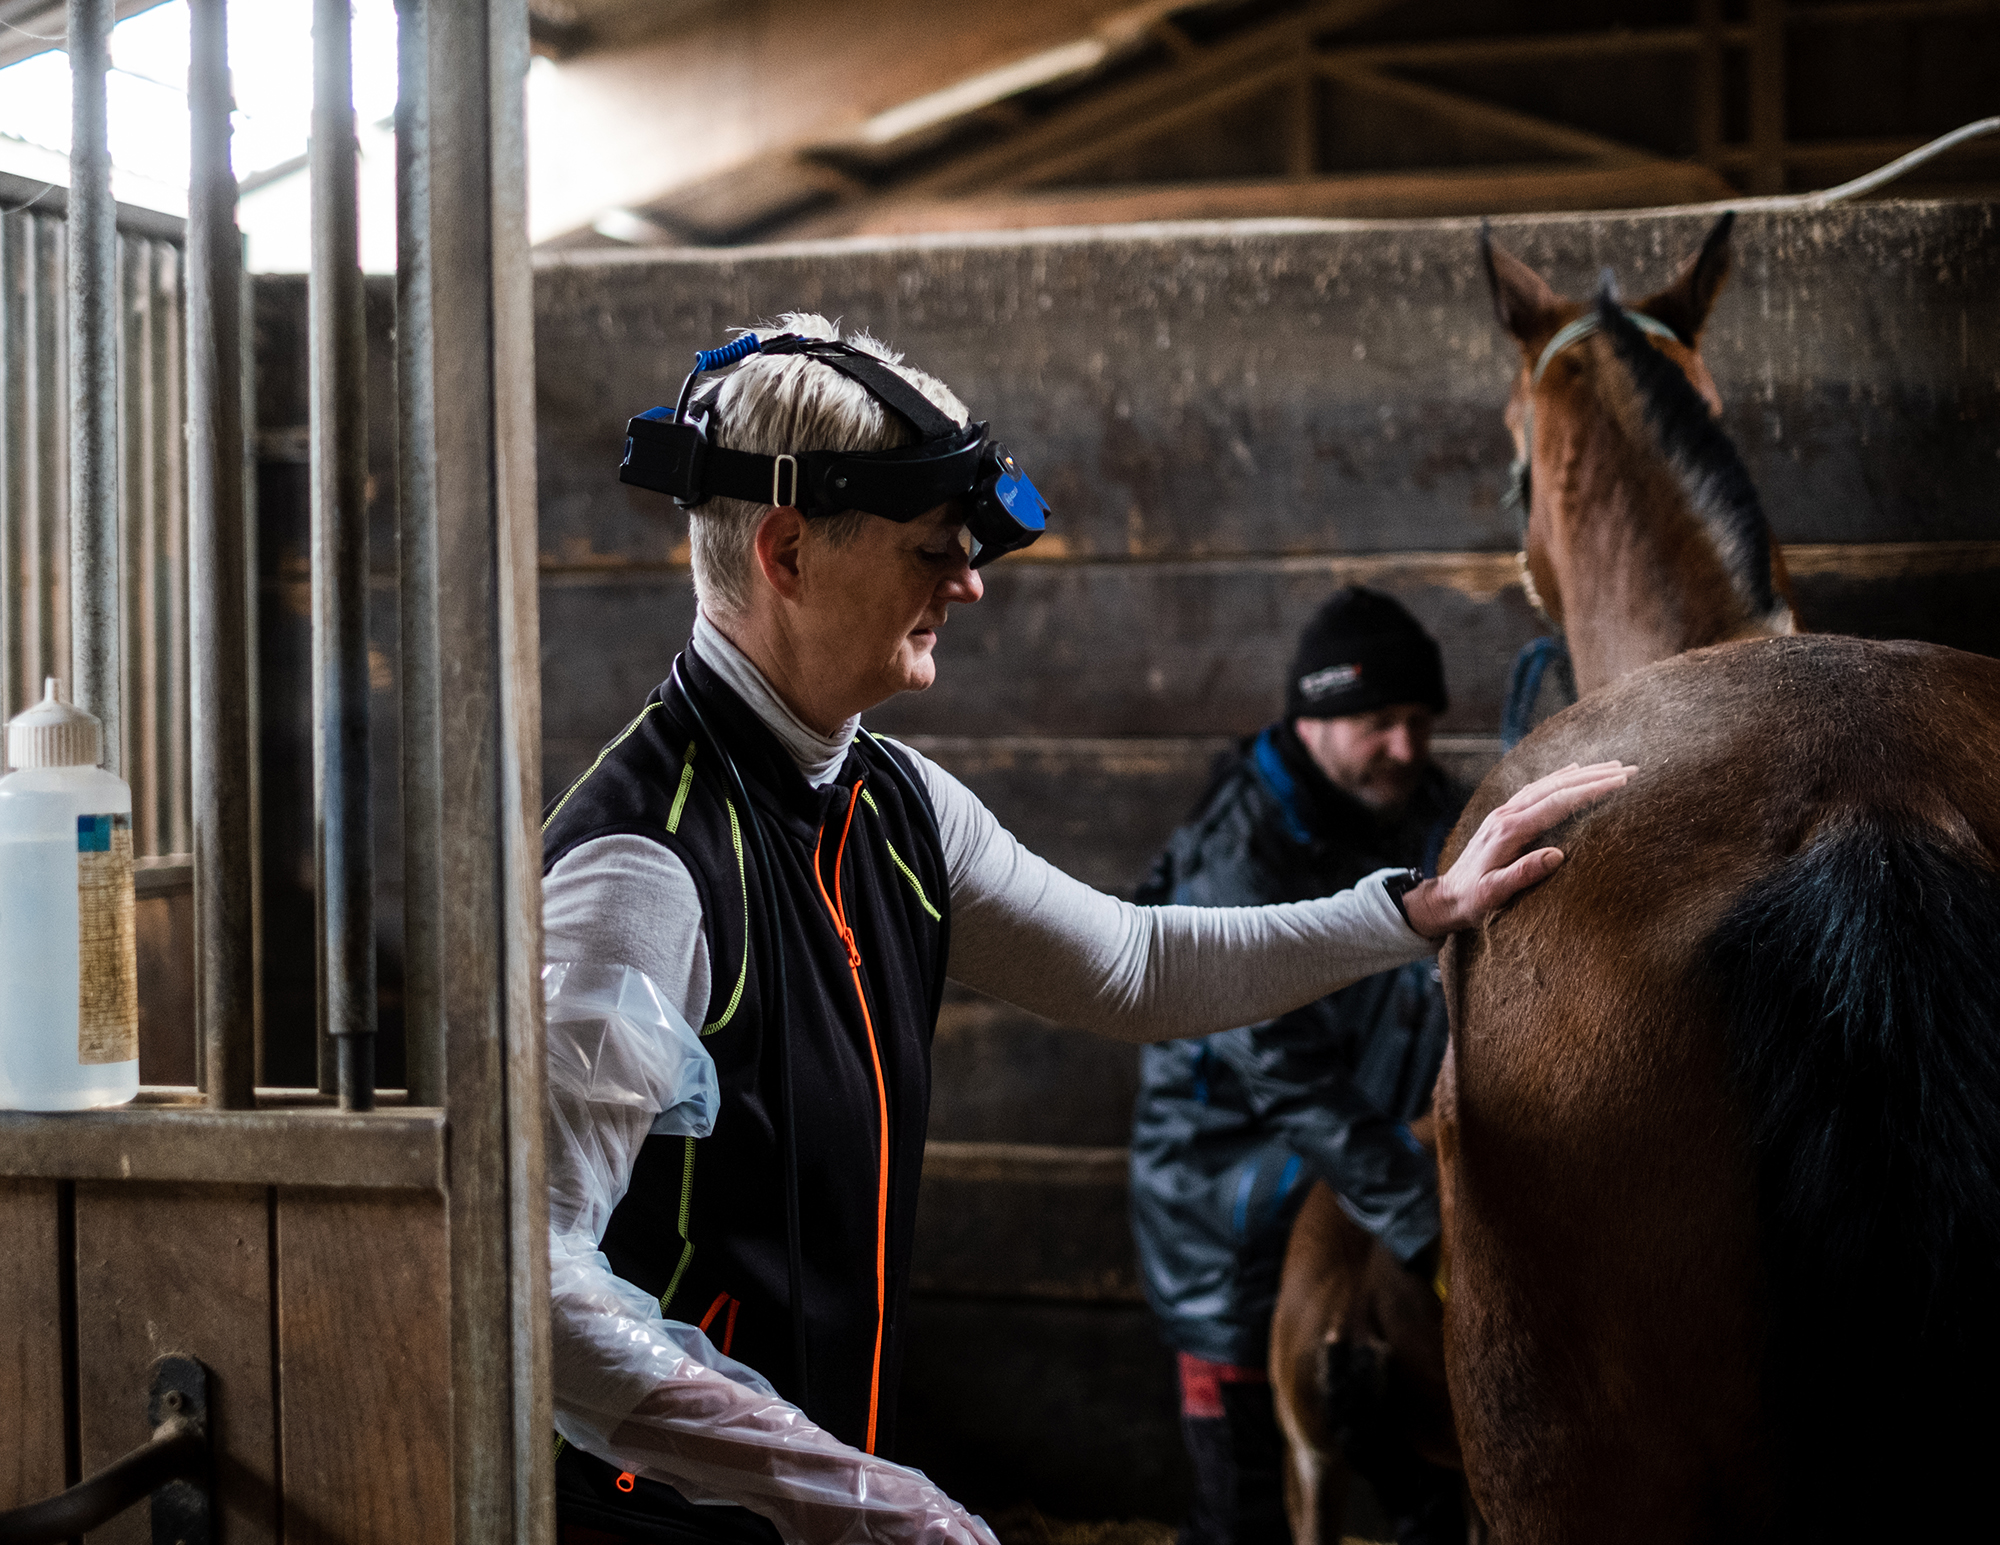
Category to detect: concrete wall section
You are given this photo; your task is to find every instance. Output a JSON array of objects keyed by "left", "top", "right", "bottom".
[{"left": 534, "top": 201, "right": 2000, "bottom": 568}]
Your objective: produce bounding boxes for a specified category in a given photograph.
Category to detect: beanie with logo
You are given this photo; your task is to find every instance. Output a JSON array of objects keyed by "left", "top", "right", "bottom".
[{"left": 1285, "top": 586, "right": 1448, "bottom": 721}]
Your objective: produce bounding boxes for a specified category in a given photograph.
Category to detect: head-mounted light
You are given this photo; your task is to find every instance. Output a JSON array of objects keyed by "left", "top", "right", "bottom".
[{"left": 619, "top": 333, "right": 1049, "bottom": 568}]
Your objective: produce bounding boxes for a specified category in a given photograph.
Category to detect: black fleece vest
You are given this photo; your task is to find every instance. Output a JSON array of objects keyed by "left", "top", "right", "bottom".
[{"left": 542, "top": 647, "right": 950, "bottom": 1471}]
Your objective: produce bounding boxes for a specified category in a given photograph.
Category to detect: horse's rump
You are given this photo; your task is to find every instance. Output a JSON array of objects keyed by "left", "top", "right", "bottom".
[{"left": 1438, "top": 635, "right": 2000, "bottom": 1541}]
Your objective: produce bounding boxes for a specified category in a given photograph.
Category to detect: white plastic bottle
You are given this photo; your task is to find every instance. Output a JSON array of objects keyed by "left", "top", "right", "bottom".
[{"left": 0, "top": 679, "right": 138, "bottom": 1109}]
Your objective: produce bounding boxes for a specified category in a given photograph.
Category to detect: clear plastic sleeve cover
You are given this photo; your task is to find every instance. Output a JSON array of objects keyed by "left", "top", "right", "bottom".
[{"left": 543, "top": 961, "right": 996, "bottom": 1545}]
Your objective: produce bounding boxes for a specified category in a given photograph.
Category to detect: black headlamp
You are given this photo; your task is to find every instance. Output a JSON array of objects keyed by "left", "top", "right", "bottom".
[{"left": 619, "top": 333, "right": 1049, "bottom": 568}]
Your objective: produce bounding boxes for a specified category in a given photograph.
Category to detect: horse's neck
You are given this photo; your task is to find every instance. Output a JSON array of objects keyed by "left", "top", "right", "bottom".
[{"left": 1549, "top": 437, "right": 1780, "bottom": 698}]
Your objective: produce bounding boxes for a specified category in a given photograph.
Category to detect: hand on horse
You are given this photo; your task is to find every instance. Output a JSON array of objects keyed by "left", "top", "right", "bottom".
[{"left": 1400, "top": 760, "right": 1636, "bottom": 939}]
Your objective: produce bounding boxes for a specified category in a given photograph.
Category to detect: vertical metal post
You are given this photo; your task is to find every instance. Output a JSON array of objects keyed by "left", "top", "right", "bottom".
[
  {"left": 187, "top": 0, "right": 256, "bottom": 1108},
  {"left": 1694, "top": 0, "right": 1724, "bottom": 177},
  {"left": 311, "top": 0, "right": 376, "bottom": 1111},
  {"left": 1, "top": 213, "right": 23, "bottom": 726},
  {"left": 410, "top": 0, "right": 551, "bottom": 1532},
  {"left": 67, "top": 0, "right": 119, "bottom": 773},
  {"left": 118, "top": 235, "right": 151, "bottom": 852},
  {"left": 396, "top": 0, "right": 443, "bottom": 1109},
  {"left": 241, "top": 236, "right": 264, "bottom": 1074},
  {"left": 160, "top": 243, "right": 191, "bottom": 860},
  {"left": 1283, "top": 67, "right": 1315, "bottom": 179},
  {"left": 35, "top": 216, "right": 66, "bottom": 703},
  {"left": 1749, "top": 0, "right": 1787, "bottom": 196}
]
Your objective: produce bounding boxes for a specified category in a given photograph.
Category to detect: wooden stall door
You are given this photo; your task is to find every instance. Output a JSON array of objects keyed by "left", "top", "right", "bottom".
[{"left": 0, "top": 1108, "right": 458, "bottom": 1543}]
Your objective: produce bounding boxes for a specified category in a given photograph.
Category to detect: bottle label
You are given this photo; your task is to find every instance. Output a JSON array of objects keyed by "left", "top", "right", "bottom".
[{"left": 77, "top": 814, "right": 137, "bottom": 1066}]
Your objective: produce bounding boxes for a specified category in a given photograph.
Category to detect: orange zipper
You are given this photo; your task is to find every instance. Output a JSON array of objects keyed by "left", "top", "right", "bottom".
[
  {"left": 698, "top": 1290, "right": 742, "bottom": 1356},
  {"left": 811, "top": 779, "right": 892, "bottom": 1455},
  {"left": 616, "top": 1294, "right": 740, "bottom": 1497}
]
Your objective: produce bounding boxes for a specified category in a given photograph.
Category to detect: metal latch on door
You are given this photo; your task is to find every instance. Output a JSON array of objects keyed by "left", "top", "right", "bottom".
[{"left": 0, "top": 1354, "right": 211, "bottom": 1545}]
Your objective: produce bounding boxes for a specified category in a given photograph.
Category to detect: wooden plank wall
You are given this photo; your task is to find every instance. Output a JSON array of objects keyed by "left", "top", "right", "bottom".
[
  {"left": 528, "top": 200, "right": 1999, "bottom": 1517},
  {"left": 0, "top": 1180, "right": 449, "bottom": 1542},
  {"left": 0, "top": 1180, "right": 67, "bottom": 1517}
]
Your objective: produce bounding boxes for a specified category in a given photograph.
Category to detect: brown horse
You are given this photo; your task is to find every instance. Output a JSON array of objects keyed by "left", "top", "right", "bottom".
[
  {"left": 1271, "top": 1119, "right": 1468, "bottom": 1545},
  {"left": 1274, "top": 217, "right": 2000, "bottom": 1542},
  {"left": 1265, "top": 222, "right": 1776, "bottom": 1545},
  {"left": 1431, "top": 223, "right": 2000, "bottom": 1539}
]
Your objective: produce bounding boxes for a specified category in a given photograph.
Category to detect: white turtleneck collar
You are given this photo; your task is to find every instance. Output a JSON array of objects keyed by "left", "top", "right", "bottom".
[{"left": 690, "top": 610, "right": 858, "bottom": 788}]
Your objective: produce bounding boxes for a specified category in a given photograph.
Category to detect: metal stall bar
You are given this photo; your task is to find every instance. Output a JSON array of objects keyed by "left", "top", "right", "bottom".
[
  {"left": 395, "top": 0, "right": 443, "bottom": 1109},
  {"left": 4, "top": 196, "right": 188, "bottom": 856},
  {"left": 35, "top": 216, "right": 65, "bottom": 708},
  {"left": 161, "top": 239, "right": 191, "bottom": 861},
  {"left": 67, "top": 0, "right": 119, "bottom": 772},
  {"left": 118, "top": 235, "right": 153, "bottom": 854},
  {"left": 0, "top": 211, "right": 23, "bottom": 729},
  {"left": 132, "top": 233, "right": 191, "bottom": 861},
  {"left": 311, "top": 0, "right": 376, "bottom": 1110},
  {"left": 187, "top": 0, "right": 255, "bottom": 1108},
  {"left": 118, "top": 231, "right": 189, "bottom": 862},
  {"left": 2, "top": 208, "right": 71, "bottom": 741},
  {"left": 404, "top": 0, "right": 551, "bottom": 1533}
]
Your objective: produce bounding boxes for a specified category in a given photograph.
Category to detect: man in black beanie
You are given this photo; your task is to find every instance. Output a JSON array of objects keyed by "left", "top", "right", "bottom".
[{"left": 1129, "top": 586, "right": 1467, "bottom": 1545}]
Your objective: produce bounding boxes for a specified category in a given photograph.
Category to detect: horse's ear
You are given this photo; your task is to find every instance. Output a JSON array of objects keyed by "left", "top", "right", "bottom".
[
  {"left": 1480, "top": 221, "right": 1563, "bottom": 350},
  {"left": 1640, "top": 211, "right": 1735, "bottom": 346}
]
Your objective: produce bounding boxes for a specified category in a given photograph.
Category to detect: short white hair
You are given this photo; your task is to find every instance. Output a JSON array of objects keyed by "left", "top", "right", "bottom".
[{"left": 688, "top": 313, "right": 970, "bottom": 618}]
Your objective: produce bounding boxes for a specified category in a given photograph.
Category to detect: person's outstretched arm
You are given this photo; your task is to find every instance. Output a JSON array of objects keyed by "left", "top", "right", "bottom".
[{"left": 886, "top": 745, "right": 1633, "bottom": 1043}]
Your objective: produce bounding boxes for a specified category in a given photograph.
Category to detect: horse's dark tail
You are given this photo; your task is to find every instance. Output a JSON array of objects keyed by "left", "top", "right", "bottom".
[{"left": 1711, "top": 818, "right": 2000, "bottom": 1537}]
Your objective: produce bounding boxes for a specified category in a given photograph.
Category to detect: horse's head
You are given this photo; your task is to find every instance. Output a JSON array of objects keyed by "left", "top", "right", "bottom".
[{"left": 1479, "top": 214, "right": 1796, "bottom": 694}]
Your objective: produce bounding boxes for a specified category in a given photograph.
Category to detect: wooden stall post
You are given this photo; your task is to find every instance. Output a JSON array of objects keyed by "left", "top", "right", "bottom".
[
  {"left": 405, "top": 0, "right": 554, "bottom": 1536},
  {"left": 395, "top": 0, "right": 445, "bottom": 1110}
]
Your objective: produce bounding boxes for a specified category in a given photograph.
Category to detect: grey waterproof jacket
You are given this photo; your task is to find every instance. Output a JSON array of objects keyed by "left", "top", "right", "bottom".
[{"left": 1129, "top": 722, "right": 1464, "bottom": 1366}]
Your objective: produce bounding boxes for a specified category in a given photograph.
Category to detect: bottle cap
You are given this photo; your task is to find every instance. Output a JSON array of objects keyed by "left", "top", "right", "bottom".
[{"left": 7, "top": 678, "right": 102, "bottom": 770}]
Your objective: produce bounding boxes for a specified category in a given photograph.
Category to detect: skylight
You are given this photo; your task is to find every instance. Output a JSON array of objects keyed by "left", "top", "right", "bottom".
[{"left": 0, "top": 0, "right": 399, "bottom": 218}]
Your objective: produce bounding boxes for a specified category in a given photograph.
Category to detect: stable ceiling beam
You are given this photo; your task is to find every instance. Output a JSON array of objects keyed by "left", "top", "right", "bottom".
[
  {"left": 984, "top": 57, "right": 1303, "bottom": 193},
  {"left": 1316, "top": 60, "right": 1663, "bottom": 168},
  {"left": 803, "top": 160, "right": 1738, "bottom": 239},
  {"left": 1320, "top": 25, "right": 1743, "bottom": 68},
  {"left": 882, "top": 0, "right": 1409, "bottom": 199}
]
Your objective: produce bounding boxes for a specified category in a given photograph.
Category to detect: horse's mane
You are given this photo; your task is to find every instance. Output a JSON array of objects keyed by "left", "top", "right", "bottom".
[{"left": 1595, "top": 294, "right": 1781, "bottom": 622}]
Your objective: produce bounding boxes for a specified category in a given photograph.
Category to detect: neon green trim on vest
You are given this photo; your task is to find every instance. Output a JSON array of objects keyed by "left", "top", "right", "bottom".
[
  {"left": 543, "top": 701, "right": 665, "bottom": 833},
  {"left": 666, "top": 741, "right": 698, "bottom": 832},
  {"left": 657, "top": 1134, "right": 699, "bottom": 1316},
  {"left": 704, "top": 804, "right": 752, "bottom": 1032},
  {"left": 659, "top": 739, "right": 745, "bottom": 1032},
  {"left": 859, "top": 787, "right": 943, "bottom": 922}
]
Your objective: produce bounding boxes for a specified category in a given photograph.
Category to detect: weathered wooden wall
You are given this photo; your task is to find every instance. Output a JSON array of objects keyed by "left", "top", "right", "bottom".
[{"left": 527, "top": 199, "right": 1998, "bottom": 1517}]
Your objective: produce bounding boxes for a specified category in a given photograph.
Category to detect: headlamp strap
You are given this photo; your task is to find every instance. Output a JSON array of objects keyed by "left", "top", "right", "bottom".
[
  {"left": 698, "top": 445, "right": 826, "bottom": 510},
  {"left": 759, "top": 338, "right": 961, "bottom": 442},
  {"left": 664, "top": 333, "right": 976, "bottom": 514}
]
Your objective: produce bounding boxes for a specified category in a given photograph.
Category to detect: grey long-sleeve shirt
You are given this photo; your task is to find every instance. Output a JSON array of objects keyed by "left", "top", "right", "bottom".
[{"left": 545, "top": 612, "right": 1437, "bottom": 1039}]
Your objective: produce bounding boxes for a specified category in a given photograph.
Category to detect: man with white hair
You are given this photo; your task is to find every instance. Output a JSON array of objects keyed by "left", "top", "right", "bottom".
[{"left": 540, "top": 315, "right": 1632, "bottom": 1545}]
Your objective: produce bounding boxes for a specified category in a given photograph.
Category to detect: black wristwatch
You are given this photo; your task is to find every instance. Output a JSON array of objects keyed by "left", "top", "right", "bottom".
[{"left": 1384, "top": 868, "right": 1425, "bottom": 929}]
